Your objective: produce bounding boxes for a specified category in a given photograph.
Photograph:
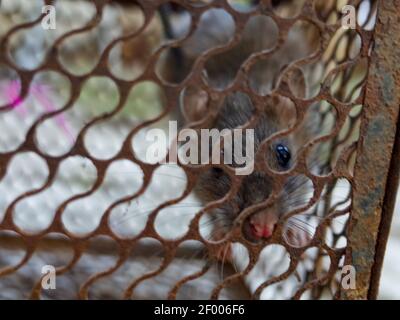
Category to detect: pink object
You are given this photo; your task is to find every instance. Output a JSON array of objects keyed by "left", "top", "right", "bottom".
[
  {"left": 250, "top": 221, "right": 273, "bottom": 239},
  {"left": 1, "top": 80, "right": 73, "bottom": 142},
  {"left": 2, "top": 80, "right": 27, "bottom": 116}
]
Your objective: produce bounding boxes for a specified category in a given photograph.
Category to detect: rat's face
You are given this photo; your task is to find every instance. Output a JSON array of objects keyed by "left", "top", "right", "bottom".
[
  {"left": 194, "top": 92, "right": 314, "bottom": 243},
  {"left": 197, "top": 141, "right": 310, "bottom": 243}
]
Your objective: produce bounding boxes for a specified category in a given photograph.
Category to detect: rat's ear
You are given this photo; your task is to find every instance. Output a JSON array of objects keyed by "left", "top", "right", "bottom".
[
  {"left": 288, "top": 67, "right": 307, "bottom": 99},
  {"left": 266, "top": 94, "right": 297, "bottom": 130},
  {"left": 180, "top": 85, "right": 210, "bottom": 123},
  {"left": 275, "top": 65, "right": 307, "bottom": 99}
]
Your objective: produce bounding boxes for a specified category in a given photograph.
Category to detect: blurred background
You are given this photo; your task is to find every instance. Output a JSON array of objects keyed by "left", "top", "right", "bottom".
[{"left": 0, "top": 0, "right": 398, "bottom": 299}]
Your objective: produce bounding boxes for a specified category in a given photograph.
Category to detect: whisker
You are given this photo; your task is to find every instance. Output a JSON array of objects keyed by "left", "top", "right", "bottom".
[
  {"left": 207, "top": 223, "right": 232, "bottom": 242},
  {"left": 220, "top": 243, "right": 231, "bottom": 281},
  {"left": 285, "top": 221, "right": 315, "bottom": 237},
  {"left": 84, "top": 170, "right": 188, "bottom": 182},
  {"left": 199, "top": 216, "right": 230, "bottom": 229},
  {"left": 286, "top": 221, "right": 313, "bottom": 236},
  {"left": 288, "top": 217, "right": 317, "bottom": 229},
  {"left": 111, "top": 204, "right": 204, "bottom": 227}
]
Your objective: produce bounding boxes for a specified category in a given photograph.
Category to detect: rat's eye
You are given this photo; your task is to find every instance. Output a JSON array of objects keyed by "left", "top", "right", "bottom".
[{"left": 275, "top": 144, "right": 291, "bottom": 168}]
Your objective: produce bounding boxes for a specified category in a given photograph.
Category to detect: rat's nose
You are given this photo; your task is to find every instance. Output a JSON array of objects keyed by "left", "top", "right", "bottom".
[{"left": 249, "top": 221, "right": 274, "bottom": 239}]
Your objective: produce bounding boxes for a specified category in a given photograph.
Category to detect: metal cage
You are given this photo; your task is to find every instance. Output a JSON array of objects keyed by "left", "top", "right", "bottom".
[{"left": 0, "top": 0, "right": 399, "bottom": 299}]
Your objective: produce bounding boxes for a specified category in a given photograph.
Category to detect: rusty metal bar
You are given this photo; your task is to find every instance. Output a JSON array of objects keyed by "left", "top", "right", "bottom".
[
  {"left": 368, "top": 107, "right": 400, "bottom": 299},
  {"left": 0, "top": 0, "right": 398, "bottom": 300},
  {"left": 341, "top": 0, "right": 400, "bottom": 300},
  {"left": 0, "top": 233, "right": 204, "bottom": 258}
]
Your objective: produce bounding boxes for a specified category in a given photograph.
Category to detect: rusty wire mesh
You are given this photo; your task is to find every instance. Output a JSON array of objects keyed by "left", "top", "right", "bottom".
[{"left": 0, "top": 0, "right": 398, "bottom": 300}]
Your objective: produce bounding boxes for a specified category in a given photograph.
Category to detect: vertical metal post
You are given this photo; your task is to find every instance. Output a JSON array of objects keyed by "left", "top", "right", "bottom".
[{"left": 341, "top": 0, "right": 400, "bottom": 299}]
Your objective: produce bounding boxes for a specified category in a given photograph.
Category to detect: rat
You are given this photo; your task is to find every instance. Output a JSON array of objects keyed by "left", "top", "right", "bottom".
[{"left": 168, "top": 7, "right": 320, "bottom": 247}]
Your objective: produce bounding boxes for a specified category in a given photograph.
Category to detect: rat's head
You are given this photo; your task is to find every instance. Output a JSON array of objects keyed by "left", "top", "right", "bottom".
[{"left": 194, "top": 92, "right": 315, "bottom": 243}]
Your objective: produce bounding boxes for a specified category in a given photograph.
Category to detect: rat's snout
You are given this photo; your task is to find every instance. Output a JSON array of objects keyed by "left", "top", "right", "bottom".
[
  {"left": 246, "top": 209, "right": 279, "bottom": 240},
  {"left": 249, "top": 221, "right": 274, "bottom": 239}
]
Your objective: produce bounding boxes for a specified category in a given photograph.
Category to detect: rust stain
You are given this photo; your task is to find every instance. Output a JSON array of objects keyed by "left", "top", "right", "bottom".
[{"left": 341, "top": 0, "right": 400, "bottom": 299}]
